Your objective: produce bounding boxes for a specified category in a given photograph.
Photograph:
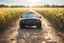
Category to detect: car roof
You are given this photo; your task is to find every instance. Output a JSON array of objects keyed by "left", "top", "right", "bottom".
[{"left": 25, "top": 12, "right": 35, "bottom": 14}]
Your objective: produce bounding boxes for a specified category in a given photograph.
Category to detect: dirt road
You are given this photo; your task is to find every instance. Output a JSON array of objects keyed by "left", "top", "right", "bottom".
[{"left": 0, "top": 9, "right": 63, "bottom": 43}]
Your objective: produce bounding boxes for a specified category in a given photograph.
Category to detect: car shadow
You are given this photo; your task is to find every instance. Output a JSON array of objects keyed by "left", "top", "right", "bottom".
[{"left": 17, "top": 28, "right": 43, "bottom": 43}]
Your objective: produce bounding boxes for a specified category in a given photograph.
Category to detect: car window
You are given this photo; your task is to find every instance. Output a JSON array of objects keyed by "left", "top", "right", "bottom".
[{"left": 22, "top": 13, "right": 37, "bottom": 18}]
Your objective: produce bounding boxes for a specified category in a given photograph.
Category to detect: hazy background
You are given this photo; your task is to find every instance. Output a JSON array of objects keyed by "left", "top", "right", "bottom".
[{"left": 0, "top": 0, "right": 64, "bottom": 6}]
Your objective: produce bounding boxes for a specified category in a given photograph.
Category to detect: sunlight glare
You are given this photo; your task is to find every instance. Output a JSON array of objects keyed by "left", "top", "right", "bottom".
[{"left": 28, "top": 0, "right": 39, "bottom": 6}]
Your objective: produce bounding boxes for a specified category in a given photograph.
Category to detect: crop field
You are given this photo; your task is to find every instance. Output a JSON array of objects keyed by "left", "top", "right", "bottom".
[
  {"left": 0, "top": 8, "right": 29, "bottom": 31},
  {"left": 33, "top": 8, "right": 64, "bottom": 32}
]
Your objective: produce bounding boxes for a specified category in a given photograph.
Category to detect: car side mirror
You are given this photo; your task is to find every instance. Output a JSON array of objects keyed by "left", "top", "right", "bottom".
[
  {"left": 21, "top": 16, "right": 23, "bottom": 18},
  {"left": 39, "top": 16, "right": 41, "bottom": 18}
]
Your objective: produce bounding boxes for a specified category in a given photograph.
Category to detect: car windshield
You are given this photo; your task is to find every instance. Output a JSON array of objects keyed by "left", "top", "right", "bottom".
[{"left": 22, "top": 12, "right": 37, "bottom": 18}]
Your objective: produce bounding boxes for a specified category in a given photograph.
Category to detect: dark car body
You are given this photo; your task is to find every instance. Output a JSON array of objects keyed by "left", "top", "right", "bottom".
[{"left": 20, "top": 11, "right": 41, "bottom": 28}]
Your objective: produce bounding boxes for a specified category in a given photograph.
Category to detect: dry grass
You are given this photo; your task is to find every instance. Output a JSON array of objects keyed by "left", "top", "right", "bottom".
[
  {"left": 33, "top": 8, "right": 64, "bottom": 32},
  {"left": 0, "top": 8, "right": 29, "bottom": 31}
]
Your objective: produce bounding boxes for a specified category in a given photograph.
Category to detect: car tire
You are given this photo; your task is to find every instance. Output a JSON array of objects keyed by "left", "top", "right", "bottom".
[
  {"left": 20, "top": 22, "right": 25, "bottom": 29},
  {"left": 37, "top": 22, "right": 41, "bottom": 28}
]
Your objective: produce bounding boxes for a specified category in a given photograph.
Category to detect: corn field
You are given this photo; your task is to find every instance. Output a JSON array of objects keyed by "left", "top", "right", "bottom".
[
  {"left": 33, "top": 8, "right": 64, "bottom": 32},
  {"left": 0, "top": 8, "right": 29, "bottom": 31}
]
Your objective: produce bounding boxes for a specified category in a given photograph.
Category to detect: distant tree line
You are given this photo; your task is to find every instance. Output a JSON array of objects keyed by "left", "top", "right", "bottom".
[
  {"left": 32, "top": 4, "right": 64, "bottom": 8},
  {"left": 10, "top": 5, "right": 26, "bottom": 8},
  {"left": 0, "top": 4, "right": 64, "bottom": 8},
  {"left": 0, "top": 4, "right": 26, "bottom": 8},
  {"left": 0, "top": 4, "right": 9, "bottom": 7}
]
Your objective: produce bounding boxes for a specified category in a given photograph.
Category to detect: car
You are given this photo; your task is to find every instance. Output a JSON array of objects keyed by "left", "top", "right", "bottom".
[{"left": 20, "top": 11, "right": 42, "bottom": 28}]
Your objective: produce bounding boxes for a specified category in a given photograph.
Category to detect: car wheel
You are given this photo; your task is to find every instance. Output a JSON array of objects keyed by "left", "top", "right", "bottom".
[
  {"left": 37, "top": 22, "right": 41, "bottom": 28},
  {"left": 20, "top": 22, "right": 25, "bottom": 29}
]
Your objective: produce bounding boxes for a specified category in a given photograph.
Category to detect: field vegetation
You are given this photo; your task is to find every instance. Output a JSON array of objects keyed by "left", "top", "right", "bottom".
[
  {"left": 33, "top": 8, "right": 64, "bottom": 32},
  {"left": 0, "top": 8, "right": 29, "bottom": 32}
]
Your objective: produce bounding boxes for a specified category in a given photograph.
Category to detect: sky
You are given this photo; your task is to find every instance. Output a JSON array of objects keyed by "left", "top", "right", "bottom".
[{"left": 0, "top": 0, "right": 64, "bottom": 6}]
